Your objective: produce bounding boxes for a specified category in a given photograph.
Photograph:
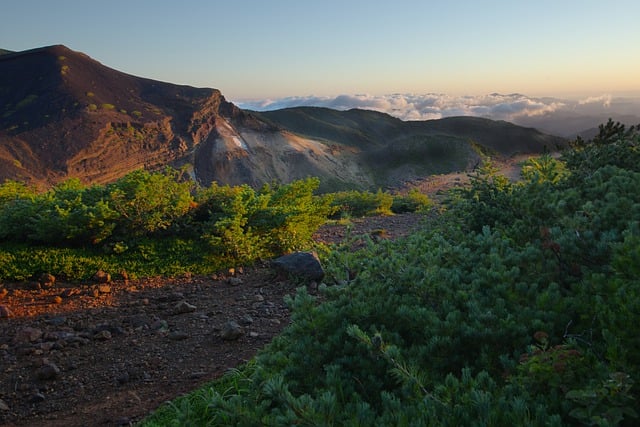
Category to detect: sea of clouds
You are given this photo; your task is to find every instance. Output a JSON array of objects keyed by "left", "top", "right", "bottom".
[{"left": 237, "top": 93, "right": 640, "bottom": 136}]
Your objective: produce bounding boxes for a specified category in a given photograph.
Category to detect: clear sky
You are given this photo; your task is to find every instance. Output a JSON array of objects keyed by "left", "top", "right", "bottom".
[{"left": 2, "top": 0, "right": 639, "bottom": 102}]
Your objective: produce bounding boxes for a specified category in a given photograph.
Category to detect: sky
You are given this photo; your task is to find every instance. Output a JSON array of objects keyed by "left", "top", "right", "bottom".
[{"left": 2, "top": 0, "right": 640, "bottom": 108}]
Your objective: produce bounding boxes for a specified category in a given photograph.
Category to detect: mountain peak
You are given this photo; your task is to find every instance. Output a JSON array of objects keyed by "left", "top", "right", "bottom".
[{"left": 0, "top": 45, "right": 566, "bottom": 191}]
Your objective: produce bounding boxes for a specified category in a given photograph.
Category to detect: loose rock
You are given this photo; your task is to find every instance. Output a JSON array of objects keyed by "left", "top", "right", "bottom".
[
  {"left": 173, "top": 301, "right": 196, "bottom": 314},
  {"left": 227, "top": 277, "right": 243, "bottom": 286},
  {"left": 39, "top": 273, "right": 56, "bottom": 288},
  {"left": 0, "top": 304, "right": 13, "bottom": 318},
  {"left": 94, "top": 330, "right": 112, "bottom": 341},
  {"left": 36, "top": 362, "right": 61, "bottom": 380},
  {"left": 221, "top": 321, "right": 244, "bottom": 341},
  {"left": 272, "top": 251, "right": 325, "bottom": 282},
  {"left": 13, "top": 327, "right": 43, "bottom": 344},
  {"left": 168, "top": 331, "right": 189, "bottom": 341},
  {"left": 93, "top": 270, "right": 111, "bottom": 283},
  {"left": 98, "top": 284, "right": 112, "bottom": 294},
  {"left": 29, "top": 393, "right": 46, "bottom": 404}
]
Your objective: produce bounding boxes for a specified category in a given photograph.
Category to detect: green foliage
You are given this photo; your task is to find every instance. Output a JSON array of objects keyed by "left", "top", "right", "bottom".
[
  {"left": 142, "top": 123, "right": 640, "bottom": 426},
  {"left": 0, "top": 174, "right": 332, "bottom": 280},
  {"left": 521, "top": 153, "right": 569, "bottom": 185},
  {"left": 0, "top": 180, "right": 35, "bottom": 207},
  {"left": 199, "top": 177, "right": 333, "bottom": 264},
  {"left": 329, "top": 188, "right": 394, "bottom": 217},
  {"left": 391, "top": 188, "right": 433, "bottom": 213},
  {"left": 106, "top": 168, "right": 194, "bottom": 238}
]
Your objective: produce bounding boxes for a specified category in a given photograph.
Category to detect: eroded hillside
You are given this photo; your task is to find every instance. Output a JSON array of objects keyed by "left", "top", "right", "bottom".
[{"left": 0, "top": 45, "right": 567, "bottom": 191}]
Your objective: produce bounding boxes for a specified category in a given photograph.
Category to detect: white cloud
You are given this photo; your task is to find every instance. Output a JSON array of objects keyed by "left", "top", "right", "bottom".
[
  {"left": 578, "top": 94, "right": 612, "bottom": 108},
  {"left": 237, "top": 93, "right": 568, "bottom": 122},
  {"left": 235, "top": 93, "right": 640, "bottom": 136}
]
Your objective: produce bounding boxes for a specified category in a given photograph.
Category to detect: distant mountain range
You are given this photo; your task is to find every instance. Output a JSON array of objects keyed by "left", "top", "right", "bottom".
[{"left": 0, "top": 45, "right": 566, "bottom": 190}]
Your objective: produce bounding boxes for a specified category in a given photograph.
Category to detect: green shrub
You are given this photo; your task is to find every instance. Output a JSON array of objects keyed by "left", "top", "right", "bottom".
[
  {"left": 330, "top": 189, "right": 394, "bottom": 217},
  {"left": 198, "top": 177, "right": 333, "bottom": 264},
  {"left": 142, "top": 123, "right": 640, "bottom": 426},
  {"left": 391, "top": 188, "right": 432, "bottom": 213}
]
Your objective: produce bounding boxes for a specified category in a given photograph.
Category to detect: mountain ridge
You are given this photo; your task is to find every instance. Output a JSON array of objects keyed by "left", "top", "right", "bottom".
[{"left": 0, "top": 45, "right": 567, "bottom": 191}]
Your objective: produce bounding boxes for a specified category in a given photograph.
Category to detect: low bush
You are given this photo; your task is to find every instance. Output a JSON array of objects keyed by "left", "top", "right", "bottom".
[{"left": 143, "top": 122, "right": 640, "bottom": 426}]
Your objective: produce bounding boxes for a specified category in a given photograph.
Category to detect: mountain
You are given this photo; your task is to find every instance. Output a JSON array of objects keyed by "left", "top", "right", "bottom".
[{"left": 0, "top": 45, "right": 567, "bottom": 191}]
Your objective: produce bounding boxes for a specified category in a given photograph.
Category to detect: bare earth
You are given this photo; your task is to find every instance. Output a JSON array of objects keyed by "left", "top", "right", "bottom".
[{"left": 0, "top": 156, "right": 530, "bottom": 426}]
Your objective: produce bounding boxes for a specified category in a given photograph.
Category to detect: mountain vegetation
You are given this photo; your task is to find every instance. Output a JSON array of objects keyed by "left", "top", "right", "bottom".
[
  {"left": 140, "top": 121, "right": 640, "bottom": 426},
  {"left": 0, "top": 172, "right": 431, "bottom": 282}
]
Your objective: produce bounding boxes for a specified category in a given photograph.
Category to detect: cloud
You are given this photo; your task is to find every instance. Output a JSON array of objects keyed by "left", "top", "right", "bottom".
[
  {"left": 236, "top": 93, "right": 640, "bottom": 138},
  {"left": 578, "top": 94, "right": 612, "bottom": 108},
  {"left": 237, "top": 93, "right": 568, "bottom": 122}
]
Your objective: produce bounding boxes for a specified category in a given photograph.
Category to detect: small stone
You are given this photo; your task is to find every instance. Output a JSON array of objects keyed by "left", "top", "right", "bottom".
[
  {"left": 239, "top": 314, "right": 254, "bottom": 326},
  {"left": 173, "top": 301, "right": 196, "bottom": 314},
  {"left": 254, "top": 294, "right": 265, "bottom": 302},
  {"left": 0, "top": 304, "right": 13, "bottom": 318},
  {"left": 98, "top": 284, "right": 112, "bottom": 294},
  {"left": 168, "top": 331, "right": 189, "bottom": 341},
  {"left": 221, "top": 321, "right": 244, "bottom": 341},
  {"left": 94, "top": 330, "right": 112, "bottom": 341},
  {"left": 150, "top": 319, "right": 169, "bottom": 332},
  {"left": 227, "top": 277, "right": 243, "bottom": 286},
  {"left": 14, "top": 327, "right": 43, "bottom": 344},
  {"left": 45, "top": 316, "right": 67, "bottom": 326},
  {"left": 0, "top": 288, "right": 8, "bottom": 299},
  {"left": 116, "top": 372, "right": 130, "bottom": 385},
  {"left": 39, "top": 341, "right": 56, "bottom": 352},
  {"left": 0, "top": 398, "right": 9, "bottom": 411},
  {"left": 36, "top": 362, "right": 61, "bottom": 380},
  {"left": 39, "top": 273, "right": 56, "bottom": 287},
  {"left": 93, "top": 270, "right": 111, "bottom": 283},
  {"left": 168, "top": 292, "right": 185, "bottom": 301},
  {"left": 249, "top": 331, "right": 260, "bottom": 338},
  {"left": 29, "top": 392, "right": 46, "bottom": 403},
  {"left": 116, "top": 417, "right": 133, "bottom": 426},
  {"left": 52, "top": 295, "right": 63, "bottom": 304},
  {"left": 60, "top": 288, "right": 80, "bottom": 298}
]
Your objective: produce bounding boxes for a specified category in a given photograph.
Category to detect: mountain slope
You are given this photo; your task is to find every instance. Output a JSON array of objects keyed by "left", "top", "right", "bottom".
[
  {"left": 0, "top": 45, "right": 246, "bottom": 186},
  {"left": 1, "top": 45, "right": 567, "bottom": 191},
  {"left": 255, "top": 108, "right": 567, "bottom": 184}
]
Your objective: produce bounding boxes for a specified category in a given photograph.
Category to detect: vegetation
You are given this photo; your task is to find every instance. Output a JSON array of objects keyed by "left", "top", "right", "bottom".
[
  {"left": 141, "top": 120, "right": 640, "bottom": 426},
  {"left": 0, "top": 174, "right": 337, "bottom": 280},
  {"left": 0, "top": 173, "right": 427, "bottom": 281},
  {"left": 1, "top": 119, "right": 637, "bottom": 425}
]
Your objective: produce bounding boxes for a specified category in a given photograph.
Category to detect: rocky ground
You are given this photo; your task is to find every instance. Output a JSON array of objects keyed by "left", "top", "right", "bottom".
[
  {"left": 0, "top": 156, "right": 529, "bottom": 426},
  {"left": 0, "top": 213, "right": 423, "bottom": 427}
]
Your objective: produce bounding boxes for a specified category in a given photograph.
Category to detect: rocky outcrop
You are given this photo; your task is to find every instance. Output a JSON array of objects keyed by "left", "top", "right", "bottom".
[{"left": 0, "top": 45, "right": 567, "bottom": 191}]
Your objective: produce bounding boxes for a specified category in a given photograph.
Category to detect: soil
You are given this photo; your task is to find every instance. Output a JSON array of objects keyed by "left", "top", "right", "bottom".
[
  {"left": 0, "top": 156, "right": 529, "bottom": 426},
  {"left": 0, "top": 213, "right": 423, "bottom": 427}
]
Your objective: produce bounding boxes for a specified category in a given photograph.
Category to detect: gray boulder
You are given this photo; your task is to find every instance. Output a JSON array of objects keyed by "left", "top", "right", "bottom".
[{"left": 272, "top": 251, "right": 324, "bottom": 282}]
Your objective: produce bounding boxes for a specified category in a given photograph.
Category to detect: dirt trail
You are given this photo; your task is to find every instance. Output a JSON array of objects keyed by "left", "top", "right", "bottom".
[{"left": 0, "top": 154, "right": 537, "bottom": 426}]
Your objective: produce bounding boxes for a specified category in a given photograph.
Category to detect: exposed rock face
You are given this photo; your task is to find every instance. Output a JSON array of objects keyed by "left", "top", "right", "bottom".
[
  {"left": 0, "top": 45, "right": 567, "bottom": 191},
  {"left": 0, "top": 45, "right": 248, "bottom": 188}
]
